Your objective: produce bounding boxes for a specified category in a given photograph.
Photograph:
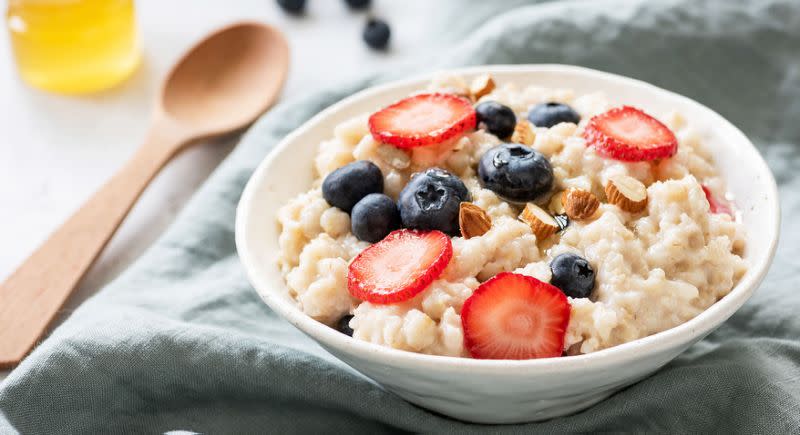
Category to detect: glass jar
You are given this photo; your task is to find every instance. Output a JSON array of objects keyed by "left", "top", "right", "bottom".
[{"left": 6, "top": 0, "right": 140, "bottom": 94}]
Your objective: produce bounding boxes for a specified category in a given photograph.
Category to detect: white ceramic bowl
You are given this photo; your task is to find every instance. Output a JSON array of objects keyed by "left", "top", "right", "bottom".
[{"left": 235, "top": 65, "right": 779, "bottom": 424}]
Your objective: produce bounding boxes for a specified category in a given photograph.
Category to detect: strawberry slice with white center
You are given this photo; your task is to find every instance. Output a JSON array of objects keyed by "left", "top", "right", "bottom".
[
  {"left": 583, "top": 106, "right": 678, "bottom": 162},
  {"left": 462, "top": 272, "right": 570, "bottom": 360},
  {"left": 369, "top": 93, "right": 477, "bottom": 149},
  {"left": 348, "top": 229, "right": 452, "bottom": 304},
  {"left": 702, "top": 184, "right": 734, "bottom": 217}
]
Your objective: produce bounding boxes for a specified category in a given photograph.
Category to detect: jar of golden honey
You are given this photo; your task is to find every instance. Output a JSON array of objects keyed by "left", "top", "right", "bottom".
[{"left": 6, "top": 0, "right": 140, "bottom": 94}]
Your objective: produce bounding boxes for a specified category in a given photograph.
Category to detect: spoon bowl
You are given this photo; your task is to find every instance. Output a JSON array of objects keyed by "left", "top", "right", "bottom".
[{"left": 162, "top": 22, "right": 289, "bottom": 135}]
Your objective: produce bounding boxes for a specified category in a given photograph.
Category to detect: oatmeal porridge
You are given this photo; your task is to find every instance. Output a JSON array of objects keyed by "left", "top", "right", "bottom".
[{"left": 275, "top": 73, "right": 746, "bottom": 360}]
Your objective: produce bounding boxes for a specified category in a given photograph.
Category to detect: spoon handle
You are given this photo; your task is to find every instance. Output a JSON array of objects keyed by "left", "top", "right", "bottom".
[{"left": 0, "top": 118, "right": 187, "bottom": 368}]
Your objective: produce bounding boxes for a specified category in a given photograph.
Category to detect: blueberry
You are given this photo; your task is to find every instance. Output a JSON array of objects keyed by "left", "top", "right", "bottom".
[
  {"left": 322, "top": 160, "right": 383, "bottom": 213},
  {"left": 351, "top": 193, "right": 401, "bottom": 243},
  {"left": 398, "top": 168, "right": 470, "bottom": 236},
  {"left": 554, "top": 214, "right": 569, "bottom": 232},
  {"left": 550, "top": 253, "right": 595, "bottom": 298},
  {"left": 478, "top": 143, "right": 554, "bottom": 202},
  {"left": 276, "top": 0, "right": 305, "bottom": 14},
  {"left": 336, "top": 315, "right": 354, "bottom": 336},
  {"left": 527, "top": 102, "right": 580, "bottom": 128},
  {"left": 363, "top": 18, "right": 390, "bottom": 50},
  {"left": 476, "top": 101, "right": 516, "bottom": 139},
  {"left": 344, "top": 0, "right": 371, "bottom": 9}
]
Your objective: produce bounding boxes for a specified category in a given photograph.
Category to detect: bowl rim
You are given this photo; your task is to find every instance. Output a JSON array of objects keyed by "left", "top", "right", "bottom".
[{"left": 236, "top": 64, "right": 780, "bottom": 374}]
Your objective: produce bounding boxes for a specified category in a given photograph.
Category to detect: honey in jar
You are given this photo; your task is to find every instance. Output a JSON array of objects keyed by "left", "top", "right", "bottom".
[{"left": 6, "top": 0, "right": 140, "bottom": 94}]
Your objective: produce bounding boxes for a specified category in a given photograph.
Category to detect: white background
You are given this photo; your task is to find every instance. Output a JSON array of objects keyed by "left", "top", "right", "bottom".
[{"left": 0, "top": 0, "right": 454, "bottom": 380}]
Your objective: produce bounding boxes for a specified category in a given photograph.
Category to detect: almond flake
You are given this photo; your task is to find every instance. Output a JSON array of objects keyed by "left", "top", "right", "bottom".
[
  {"left": 469, "top": 74, "right": 496, "bottom": 101},
  {"left": 519, "top": 203, "right": 559, "bottom": 240},
  {"left": 511, "top": 120, "right": 535, "bottom": 145},
  {"left": 459, "top": 202, "right": 492, "bottom": 239},
  {"left": 562, "top": 188, "right": 600, "bottom": 220},
  {"left": 605, "top": 175, "right": 648, "bottom": 213}
]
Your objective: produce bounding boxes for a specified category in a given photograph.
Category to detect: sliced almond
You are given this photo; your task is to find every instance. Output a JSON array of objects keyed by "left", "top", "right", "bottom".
[
  {"left": 511, "top": 120, "right": 535, "bottom": 145},
  {"left": 519, "top": 203, "right": 559, "bottom": 240},
  {"left": 605, "top": 175, "right": 648, "bottom": 213},
  {"left": 469, "top": 74, "right": 496, "bottom": 101},
  {"left": 562, "top": 188, "right": 600, "bottom": 220},
  {"left": 548, "top": 191, "right": 566, "bottom": 215},
  {"left": 459, "top": 202, "right": 492, "bottom": 239}
]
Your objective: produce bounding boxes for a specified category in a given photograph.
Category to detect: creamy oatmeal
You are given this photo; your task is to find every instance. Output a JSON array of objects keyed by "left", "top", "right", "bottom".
[{"left": 275, "top": 73, "right": 746, "bottom": 359}]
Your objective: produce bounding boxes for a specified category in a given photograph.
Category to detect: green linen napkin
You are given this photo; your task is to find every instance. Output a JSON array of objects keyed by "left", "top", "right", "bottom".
[{"left": 2, "top": 0, "right": 800, "bottom": 432}]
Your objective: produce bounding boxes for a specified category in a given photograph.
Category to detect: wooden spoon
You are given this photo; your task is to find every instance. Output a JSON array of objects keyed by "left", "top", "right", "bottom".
[{"left": 0, "top": 21, "right": 289, "bottom": 368}]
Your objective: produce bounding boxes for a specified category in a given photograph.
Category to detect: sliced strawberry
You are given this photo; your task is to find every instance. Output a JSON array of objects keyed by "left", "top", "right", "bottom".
[
  {"left": 369, "top": 93, "right": 477, "bottom": 149},
  {"left": 461, "top": 272, "right": 570, "bottom": 360},
  {"left": 702, "top": 185, "right": 734, "bottom": 217},
  {"left": 347, "top": 229, "right": 452, "bottom": 304},
  {"left": 583, "top": 106, "right": 678, "bottom": 162}
]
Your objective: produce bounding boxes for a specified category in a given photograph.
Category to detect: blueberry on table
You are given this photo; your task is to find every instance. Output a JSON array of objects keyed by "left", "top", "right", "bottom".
[
  {"left": 363, "top": 18, "right": 391, "bottom": 50},
  {"left": 549, "top": 253, "right": 595, "bottom": 298},
  {"left": 475, "top": 101, "right": 516, "bottom": 139},
  {"left": 527, "top": 102, "right": 581, "bottom": 128},
  {"left": 351, "top": 193, "right": 401, "bottom": 243},
  {"left": 336, "top": 315, "right": 355, "bottom": 336},
  {"left": 322, "top": 160, "right": 384, "bottom": 213},
  {"left": 344, "top": 0, "right": 371, "bottom": 9},
  {"left": 478, "top": 143, "right": 554, "bottom": 202},
  {"left": 398, "top": 168, "right": 470, "bottom": 236},
  {"left": 276, "top": 0, "right": 306, "bottom": 15}
]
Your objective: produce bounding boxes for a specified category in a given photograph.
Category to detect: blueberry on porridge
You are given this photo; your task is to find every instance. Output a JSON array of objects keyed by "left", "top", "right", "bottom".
[
  {"left": 475, "top": 101, "right": 517, "bottom": 139},
  {"left": 550, "top": 253, "right": 595, "bottom": 299},
  {"left": 276, "top": 73, "right": 746, "bottom": 359},
  {"left": 478, "top": 143, "right": 554, "bottom": 202},
  {"left": 351, "top": 193, "right": 401, "bottom": 243},
  {"left": 335, "top": 314, "right": 355, "bottom": 337},
  {"left": 321, "top": 160, "right": 383, "bottom": 212},
  {"left": 528, "top": 102, "right": 581, "bottom": 128},
  {"left": 398, "top": 168, "right": 470, "bottom": 236}
]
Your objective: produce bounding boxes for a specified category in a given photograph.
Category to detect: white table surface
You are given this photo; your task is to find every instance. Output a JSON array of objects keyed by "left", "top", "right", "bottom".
[{"left": 0, "top": 0, "right": 452, "bottom": 381}]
